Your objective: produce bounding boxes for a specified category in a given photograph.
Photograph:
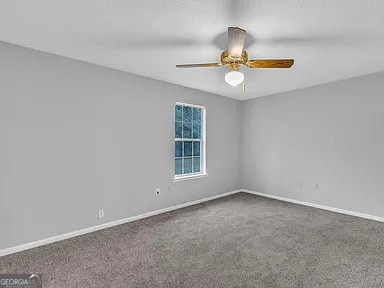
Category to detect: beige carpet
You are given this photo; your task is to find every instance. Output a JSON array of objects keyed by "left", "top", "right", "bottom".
[{"left": 1, "top": 193, "right": 384, "bottom": 287}]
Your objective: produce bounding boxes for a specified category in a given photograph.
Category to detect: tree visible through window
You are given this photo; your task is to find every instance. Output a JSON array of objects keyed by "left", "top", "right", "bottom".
[{"left": 174, "top": 103, "right": 206, "bottom": 178}]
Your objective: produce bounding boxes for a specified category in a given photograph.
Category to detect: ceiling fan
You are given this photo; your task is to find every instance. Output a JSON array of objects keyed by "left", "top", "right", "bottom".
[{"left": 176, "top": 27, "right": 294, "bottom": 87}]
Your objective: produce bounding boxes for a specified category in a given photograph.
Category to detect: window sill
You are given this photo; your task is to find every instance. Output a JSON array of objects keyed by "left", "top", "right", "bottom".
[{"left": 173, "top": 173, "right": 208, "bottom": 182}]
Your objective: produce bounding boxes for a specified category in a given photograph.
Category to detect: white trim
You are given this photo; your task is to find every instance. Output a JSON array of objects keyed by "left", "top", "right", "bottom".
[
  {"left": 0, "top": 189, "right": 241, "bottom": 257},
  {"left": 174, "top": 138, "right": 201, "bottom": 141},
  {"left": 242, "top": 189, "right": 384, "bottom": 223},
  {"left": 175, "top": 102, "right": 206, "bottom": 109},
  {"left": 202, "top": 107, "right": 207, "bottom": 175},
  {"left": 173, "top": 173, "right": 208, "bottom": 182},
  {"left": 4, "top": 188, "right": 382, "bottom": 257}
]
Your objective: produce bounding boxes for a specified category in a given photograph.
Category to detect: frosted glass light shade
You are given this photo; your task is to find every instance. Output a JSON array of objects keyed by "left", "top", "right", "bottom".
[{"left": 225, "top": 71, "right": 244, "bottom": 86}]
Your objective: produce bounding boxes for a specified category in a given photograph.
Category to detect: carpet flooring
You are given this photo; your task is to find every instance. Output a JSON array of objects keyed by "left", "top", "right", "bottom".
[{"left": 1, "top": 193, "right": 384, "bottom": 287}]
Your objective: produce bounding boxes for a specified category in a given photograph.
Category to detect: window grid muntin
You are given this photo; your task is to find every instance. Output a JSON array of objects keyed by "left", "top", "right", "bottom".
[{"left": 175, "top": 139, "right": 202, "bottom": 174}]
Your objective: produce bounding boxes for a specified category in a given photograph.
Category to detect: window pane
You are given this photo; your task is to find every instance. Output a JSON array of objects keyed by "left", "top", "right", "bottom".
[
  {"left": 183, "top": 122, "right": 192, "bottom": 138},
  {"left": 175, "top": 141, "right": 183, "bottom": 157},
  {"left": 193, "top": 157, "right": 200, "bottom": 173},
  {"left": 183, "top": 106, "right": 192, "bottom": 122},
  {"left": 175, "top": 105, "right": 182, "bottom": 121},
  {"left": 175, "top": 158, "right": 182, "bottom": 175},
  {"left": 184, "top": 157, "right": 192, "bottom": 173},
  {"left": 193, "top": 122, "right": 201, "bottom": 139},
  {"left": 175, "top": 122, "right": 182, "bottom": 138},
  {"left": 193, "top": 108, "right": 201, "bottom": 122},
  {"left": 193, "top": 142, "right": 200, "bottom": 156},
  {"left": 184, "top": 141, "right": 192, "bottom": 157}
]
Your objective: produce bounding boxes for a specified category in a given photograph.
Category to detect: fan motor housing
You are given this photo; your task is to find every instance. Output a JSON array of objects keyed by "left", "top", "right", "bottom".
[{"left": 221, "top": 50, "right": 248, "bottom": 66}]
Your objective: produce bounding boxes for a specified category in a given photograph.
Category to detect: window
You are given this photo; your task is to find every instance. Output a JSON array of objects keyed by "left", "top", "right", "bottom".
[{"left": 174, "top": 103, "right": 206, "bottom": 180}]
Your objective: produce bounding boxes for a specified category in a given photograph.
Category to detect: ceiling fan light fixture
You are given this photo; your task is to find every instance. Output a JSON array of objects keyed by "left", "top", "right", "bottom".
[
  {"left": 225, "top": 70, "right": 244, "bottom": 86},
  {"left": 175, "top": 26, "right": 294, "bottom": 89}
]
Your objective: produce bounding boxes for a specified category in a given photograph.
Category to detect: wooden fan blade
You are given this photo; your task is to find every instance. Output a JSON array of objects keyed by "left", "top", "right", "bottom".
[
  {"left": 176, "top": 63, "right": 221, "bottom": 68},
  {"left": 228, "top": 27, "right": 246, "bottom": 57},
  {"left": 247, "top": 59, "right": 294, "bottom": 68}
]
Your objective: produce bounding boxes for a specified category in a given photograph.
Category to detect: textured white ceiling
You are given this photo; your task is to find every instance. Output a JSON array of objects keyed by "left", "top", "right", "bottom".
[{"left": 1, "top": 0, "right": 384, "bottom": 100}]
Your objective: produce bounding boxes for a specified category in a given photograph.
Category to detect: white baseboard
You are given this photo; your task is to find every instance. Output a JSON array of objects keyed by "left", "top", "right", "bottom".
[
  {"left": 0, "top": 189, "right": 241, "bottom": 257},
  {"left": 3, "top": 188, "right": 382, "bottom": 257},
  {"left": 243, "top": 189, "right": 384, "bottom": 223}
]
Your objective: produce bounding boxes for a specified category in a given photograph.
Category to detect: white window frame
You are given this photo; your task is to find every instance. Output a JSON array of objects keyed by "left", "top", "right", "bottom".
[{"left": 174, "top": 102, "right": 207, "bottom": 181}]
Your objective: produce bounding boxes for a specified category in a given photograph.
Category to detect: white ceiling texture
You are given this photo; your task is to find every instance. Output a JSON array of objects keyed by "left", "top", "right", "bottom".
[{"left": 1, "top": 0, "right": 384, "bottom": 100}]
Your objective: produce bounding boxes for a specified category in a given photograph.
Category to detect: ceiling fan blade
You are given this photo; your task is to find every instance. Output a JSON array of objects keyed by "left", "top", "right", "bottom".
[
  {"left": 176, "top": 63, "right": 221, "bottom": 68},
  {"left": 228, "top": 27, "right": 246, "bottom": 57},
  {"left": 247, "top": 59, "right": 294, "bottom": 68}
]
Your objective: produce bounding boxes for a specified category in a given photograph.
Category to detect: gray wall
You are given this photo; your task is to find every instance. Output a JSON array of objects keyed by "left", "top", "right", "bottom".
[
  {"left": 0, "top": 42, "right": 242, "bottom": 250},
  {"left": 242, "top": 72, "right": 384, "bottom": 218},
  {"left": 3, "top": 39, "right": 384, "bottom": 251}
]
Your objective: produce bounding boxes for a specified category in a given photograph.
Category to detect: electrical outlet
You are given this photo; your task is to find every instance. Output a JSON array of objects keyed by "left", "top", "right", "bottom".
[
  {"left": 98, "top": 209, "right": 104, "bottom": 219},
  {"left": 168, "top": 186, "right": 171, "bottom": 192},
  {"left": 298, "top": 181, "right": 303, "bottom": 188},
  {"left": 155, "top": 188, "right": 160, "bottom": 195},
  {"left": 314, "top": 183, "right": 320, "bottom": 190}
]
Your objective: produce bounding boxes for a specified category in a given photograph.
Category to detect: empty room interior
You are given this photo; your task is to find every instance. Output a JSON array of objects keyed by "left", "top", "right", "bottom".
[{"left": 1, "top": 1, "right": 384, "bottom": 287}]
